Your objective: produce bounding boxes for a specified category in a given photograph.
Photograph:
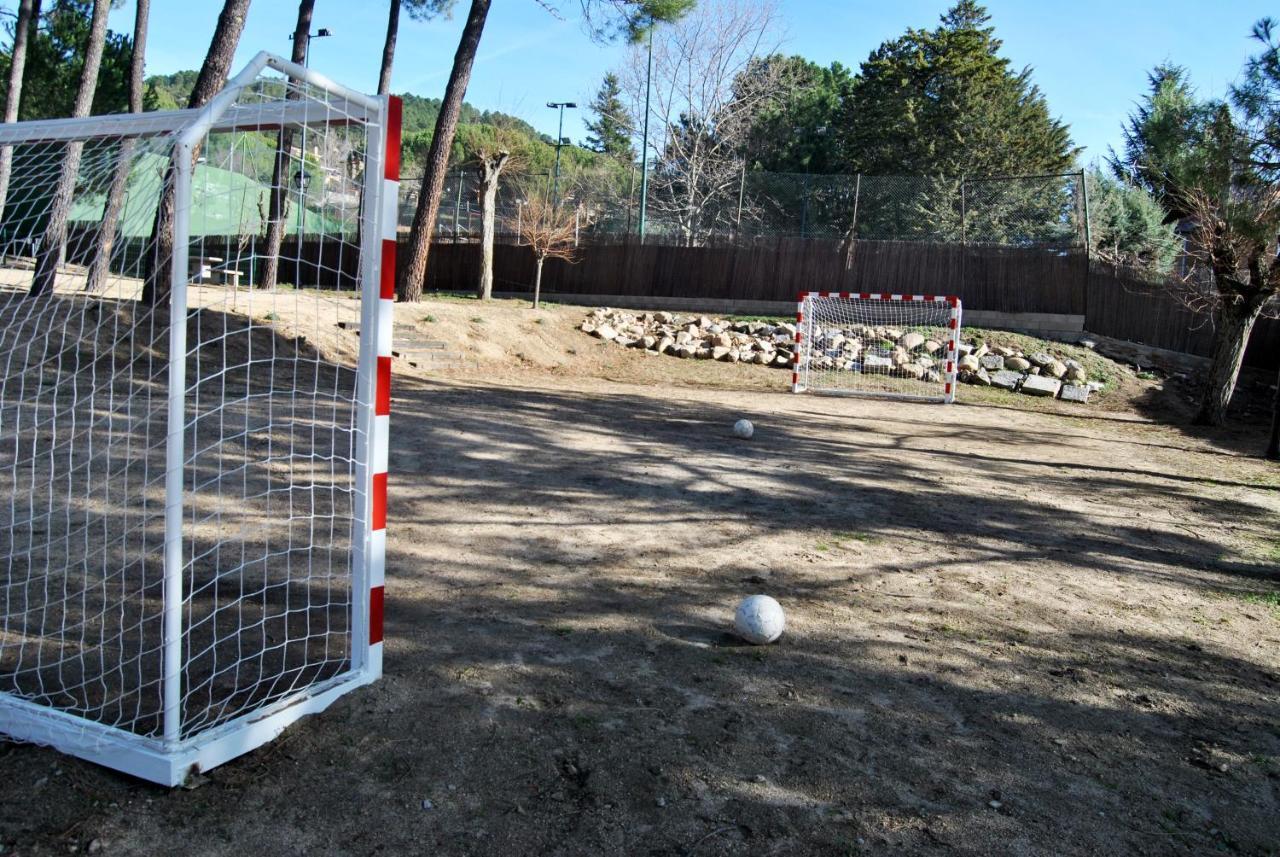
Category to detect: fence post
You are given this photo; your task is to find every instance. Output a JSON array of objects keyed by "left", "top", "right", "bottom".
[
  {"left": 851, "top": 173, "right": 860, "bottom": 239},
  {"left": 1080, "top": 169, "right": 1091, "bottom": 320},
  {"left": 959, "top": 176, "right": 967, "bottom": 296},
  {"left": 1080, "top": 169, "right": 1092, "bottom": 252},
  {"left": 800, "top": 173, "right": 810, "bottom": 239},
  {"left": 453, "top": 176, "right": 462, "bottom": 243},
  {"left": 735, "top": 160, "right": 746, "bottom": 239}
]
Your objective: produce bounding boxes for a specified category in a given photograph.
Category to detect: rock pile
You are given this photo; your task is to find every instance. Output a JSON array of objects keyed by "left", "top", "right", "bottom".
[
  {"left": 580, "top": 308, "right": 796, "bottom": 368},
  {"left": 580, "top": 308, "right": 1102, "bottom": 403},
  {"left": 955, "top": 341, "right": 1102, "bottom": 402}
]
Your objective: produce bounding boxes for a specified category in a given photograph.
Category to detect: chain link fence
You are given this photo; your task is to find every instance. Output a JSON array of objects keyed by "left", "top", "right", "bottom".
[{"left": 400, "top": 168, "right": 1086, "bottom": 250}]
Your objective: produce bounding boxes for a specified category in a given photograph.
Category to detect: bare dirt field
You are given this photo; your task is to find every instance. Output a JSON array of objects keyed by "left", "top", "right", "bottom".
[{"left": 3, "top": 293, "right": 1279, "bottom": 856}]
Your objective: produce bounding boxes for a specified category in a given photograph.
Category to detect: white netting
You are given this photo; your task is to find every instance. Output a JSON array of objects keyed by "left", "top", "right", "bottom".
[
  {"left": 0, "top": 66, "right": 380, "bottom": 747},
  {"left": 796, "top": 294, "right": 961, "bottom": 402}
]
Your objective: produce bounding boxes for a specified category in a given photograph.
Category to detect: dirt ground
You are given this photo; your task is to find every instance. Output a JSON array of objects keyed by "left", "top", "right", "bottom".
[{"left": 3, "top": 293, "right": 1280, "bottom": 856}]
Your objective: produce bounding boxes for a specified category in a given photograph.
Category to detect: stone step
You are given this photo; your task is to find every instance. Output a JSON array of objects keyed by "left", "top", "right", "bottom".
[{"left": 334, "top": 320, "right": 464, "bottom": 370}]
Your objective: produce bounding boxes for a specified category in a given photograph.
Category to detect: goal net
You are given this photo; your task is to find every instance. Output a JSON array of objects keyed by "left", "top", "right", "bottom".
[
  {"left": 792, "top": 292, "right": 962, "bottom": 403},
  {"left": 0, "top": 52, "right": 400, "bottom": 785}
]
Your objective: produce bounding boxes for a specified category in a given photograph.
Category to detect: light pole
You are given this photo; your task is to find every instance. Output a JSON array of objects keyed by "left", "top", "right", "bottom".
[
  {"left": 546, "top": 101, "right": 576, "bottom": 207},
  {"left": 638, "top": 29, "right": 653, "bottom": 243},
  {"left": 288, "top": 26, "right": 332, "bottom": 67}
]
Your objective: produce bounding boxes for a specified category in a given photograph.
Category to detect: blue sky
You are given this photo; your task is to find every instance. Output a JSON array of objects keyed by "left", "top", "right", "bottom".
[{"left": 11, "top": 0, "right": 1277, "bottom": 169}]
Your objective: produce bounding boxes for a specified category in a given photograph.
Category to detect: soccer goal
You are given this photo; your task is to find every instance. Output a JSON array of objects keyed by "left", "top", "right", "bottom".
[
  {"left": 792, "top": 292, "right": 962, "bottom": 403},
  {"left": 0, "top": 52, "right": 401, "bottom": 786}
]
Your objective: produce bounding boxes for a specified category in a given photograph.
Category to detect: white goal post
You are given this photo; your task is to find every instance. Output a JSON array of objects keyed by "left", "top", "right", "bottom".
[
  {"left": 792, "top": 291, "right": 963, "bottom": 403},
  {"left": 0, "top": 52, "right": 401, "bottom": 785}
]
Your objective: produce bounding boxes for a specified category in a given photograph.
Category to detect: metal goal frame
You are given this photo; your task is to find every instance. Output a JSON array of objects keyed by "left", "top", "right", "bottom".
[
  {"left": 791, "top": 291, "right": 963, "bottom": 403},
  {"left": 0, "top": 51, "right": 401, "bottom": 786}
]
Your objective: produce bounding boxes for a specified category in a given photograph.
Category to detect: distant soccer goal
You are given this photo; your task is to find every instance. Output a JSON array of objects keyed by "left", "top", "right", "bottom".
[
  {"left": 792, "top": 292, "right": 962, "bottom": 403},
  {"left": 0, "top": 52, "right": 401, "bottom": 786}
]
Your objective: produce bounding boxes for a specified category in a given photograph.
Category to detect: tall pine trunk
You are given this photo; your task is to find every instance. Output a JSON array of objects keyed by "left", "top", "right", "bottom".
[
  {"left": 476, "top": 151, "right": 508, "bottom": 301},
  {"left": 86, "top": 0, "right": 149, "bottom": 293},
  {"left": 258, "top": 0, "right": 312, "bottom": 291},
  {"left": 1193, "top": 289, "right": 1271, "bottom": 426},
  {"left": 0, "top": 0, "right": 39, "bottom": 222},
  {"left": 398, "top": 0, "right": 490, "bottom": 302},
  {"left": 378, "top": 0, "right": 400, "bottom": 96},
  {"left": 30, "top": 0, "right": 110, "bottom": 298},
  {"left": 141, "top": 0, "right": 251, "bottom": 305},
  {"left": 1266, "top": 363, "right": 1279, "bottom": 460}
]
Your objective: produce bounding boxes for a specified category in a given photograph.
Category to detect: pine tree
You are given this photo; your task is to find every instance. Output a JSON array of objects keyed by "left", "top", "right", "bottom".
[
  {"left": 840, "top": 0, "right": 1075, "bottom": 177},
  {"left": 584, "top": 72, "right": 634, "bottom": 161}
]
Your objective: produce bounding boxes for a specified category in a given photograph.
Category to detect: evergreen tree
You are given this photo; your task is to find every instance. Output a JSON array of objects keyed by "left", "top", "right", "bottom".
[
  {"left": 1109, "top": 64, "right": 1210, "bottom": 214},
  {"left": 0, "top": 0, "right": 133, "bottom": 119},
  {"left": 839, "top": 0, "right": 1075, "bottom": 177},
  {"left": 743, "top": 56, "right": 851, "bottom": 174},
  {"left": 584, "top": 72, "right": 634, "bottom": 161}
]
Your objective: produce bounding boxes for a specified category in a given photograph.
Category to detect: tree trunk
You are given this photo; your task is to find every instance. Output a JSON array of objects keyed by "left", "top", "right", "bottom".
[
  {"left": 398, "top": 0, "right": 491, "bottom": 302},
  {"left": 476, "top": 152, "right": 508, "bottom": 301},
  {"left": 141, "top": 0, "right": 251, "bottom": 305},
  {"left": 259, "top": 0, "right": 312, "bottom": 292},
  {"left": 0, "top": 0, "right": 39, "bottom": 221},
  {"left": 1193, "top": 290, "right": 1271, "bottom": 426},
  {"left": 30, "top": 0, "right": 110, "bottom": 298},
  {"left": 378, "top": 0, "right": 400, "bottom": 96},
  {"left": 86, "top": 0, "right": 149, "bottom": 293},
  {"left": 533, "top": 256, "right": 543, "bottom": 309},
  {"left": 1266, "top": 363, "right": 1280, "bottom": 460}
]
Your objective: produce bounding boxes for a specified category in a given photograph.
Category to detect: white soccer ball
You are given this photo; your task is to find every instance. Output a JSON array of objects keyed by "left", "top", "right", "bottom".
[
  {"left": 734, "top": 594, "right": 785, "bottom": 645},
  {"left": 733, "top": 419, "right": 754, "bottom": 439}
]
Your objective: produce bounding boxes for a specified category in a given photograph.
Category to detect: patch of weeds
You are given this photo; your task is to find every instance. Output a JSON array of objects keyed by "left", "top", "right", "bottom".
[
  {"left": 1237, "top": 590, "right": 1280, "bottom": 618},
  {"left": 470, "top": 316, "right": 485, "bottom": 324},
  {"left": 833, "top": 530, "right": 878, "bottom": 545},
  {"left": 814, "top": 541, "right": 832, "bottom": 552},
  {"left": 421, "top": 314, "right": 437, "bottom": 323},
  {"left": 1136, "top": 370, "right": 1158, "bottom": 380},
  {"left": 262, "top": 312, "right": 280, "bottom": 322},
  {"left": 551, "top": 625, "right": 573, "bottom": 637}
]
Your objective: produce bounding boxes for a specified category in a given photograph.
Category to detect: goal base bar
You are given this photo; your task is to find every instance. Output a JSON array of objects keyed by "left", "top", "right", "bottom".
[
  {"left": 0, "top": 664, "right": 378, "bottom": 787},
  {"left": 792, "top": 386, "right": 950, "bottom": 404}
]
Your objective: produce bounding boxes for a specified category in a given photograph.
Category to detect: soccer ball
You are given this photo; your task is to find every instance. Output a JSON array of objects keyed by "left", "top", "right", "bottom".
[
  {"left": 733, "top": 419, "right": 754, "bottom": 439},
  {"left": 734, "top": 594, "right": 785, "bottom": 645}
]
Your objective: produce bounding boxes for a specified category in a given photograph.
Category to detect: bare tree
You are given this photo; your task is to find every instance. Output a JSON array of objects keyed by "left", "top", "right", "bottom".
[
  {"left": 30, "top": 0, "right": 110, "bottom": 297},
  {"left": 516, "top": 196, "right": 576, "bottom": 309},
  {"left": 0, "top": 0, "right": 40, "bottom": 221},
  {"left": 141, "top": 0, "right": 252, "bottom": 305},
  {"left": 258, "top": 0, "right": 313, "bottom": 292},
  {"left": 1179, "top": 185, "right": 1280, "bottom": 426},
  {"left": 620, "top": 0, "right": 783, "bottom": 244},
  {"left": 476, "top": 146, "right": 512, "bottom": 300},
  {"left": 86, "top": 0, "right": 149, "bottom": 292},
  {"left": 398, "top": 0, "right": 692, "bottom": 302},
  {"left": 398, "top": 0, "right": 491, "bottom": 303}
]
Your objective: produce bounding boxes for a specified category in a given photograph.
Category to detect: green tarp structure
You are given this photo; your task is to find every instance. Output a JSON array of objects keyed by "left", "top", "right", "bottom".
[{"left": 70, "top": 152, "right": 346, "bottom": 238}]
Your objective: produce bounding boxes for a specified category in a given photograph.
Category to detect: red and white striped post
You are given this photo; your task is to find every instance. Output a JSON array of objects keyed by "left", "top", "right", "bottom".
[
  {"left": 372, "top": 95, "right": 400, "bottom": 669},
  {"left": 792, "top": 295, "right": 805, "bottom": 393},
  {"left": 360, "top": 95, "right": 400, "bottom": 677}
]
